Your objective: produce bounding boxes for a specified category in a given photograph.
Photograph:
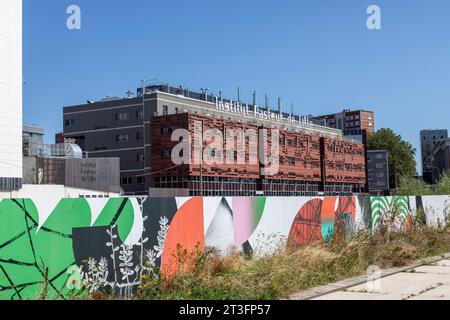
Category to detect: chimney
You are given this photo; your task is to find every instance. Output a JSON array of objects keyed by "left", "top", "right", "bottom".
[
  {"left": 252, "top": 90, "right": 257, "bottom": 105},
  {"left": 237, "top": 87, "right": 241, "bottom": 102},
  {"left": 265, "top": 94, "right": 269, "bottom": 111},
  {"left": 278, "top": 97, "right": 282, "bottom": 114}
]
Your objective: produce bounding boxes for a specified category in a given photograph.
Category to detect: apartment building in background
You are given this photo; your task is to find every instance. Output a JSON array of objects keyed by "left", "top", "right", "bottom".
[
  {"left": 63, "top": 84, "right": 366, "bottom": 195},
  {"left": 428, "top": 139, "right": 450, "bottom": 184},
  {"left": 0, "top": 0, "right": 23, "bottom": 190},
  {"left": 314, "top": 109, "right": 375, "bottom": 143},
  {"left": 420, "top": 129, "right": 449, "bottom": 184},
  {"left": 367, "top": 150, "right": 390, "bottom": 194}
]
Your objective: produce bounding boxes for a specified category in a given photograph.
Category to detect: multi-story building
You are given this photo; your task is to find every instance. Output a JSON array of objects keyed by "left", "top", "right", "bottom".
[
  {"left": 63, "top": 84, "right": 367, "bottom": 195},
  {"left": 149, "top": 113, "right": 366, "bottom": 196},
  {"left": 367, "top": 150, "right": 390, "bottom": 194},
  {"left": 314, "top": 109, "right": 375, "bottom": 142},
  {"left": 420, "top": 129, "right": 448, "bottom": 183},
  {"left": 429, "top": 139, "right": 450, "bottom": 184},
  {"left": 0, "top": 0, "right": 23, "bottom": 191}
]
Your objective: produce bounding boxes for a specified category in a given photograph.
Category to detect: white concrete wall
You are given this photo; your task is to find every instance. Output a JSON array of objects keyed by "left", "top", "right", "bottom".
[
  {"left": 0, "top": 0, "right": 23, "bottom": 179},
  {"left": 0, "top": 185, "right": 121, "bottom": 199}
]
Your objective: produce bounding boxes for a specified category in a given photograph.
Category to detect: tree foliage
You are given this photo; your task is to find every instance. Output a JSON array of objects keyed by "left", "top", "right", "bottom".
[
  {"left": 396, "top": 176, "right": 431, "bottom": 196},
  {"left": 396, "top": 172, "right": 450, "bottom": 196},
  {"left": 434, "top": 172, "right": 450, "bottom": 196},
  {"left": 367, "top": 128, "right": 416, "bottom": 189}
]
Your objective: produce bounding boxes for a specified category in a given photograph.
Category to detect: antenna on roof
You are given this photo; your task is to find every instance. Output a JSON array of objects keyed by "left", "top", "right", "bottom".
[
  {"left": 237, "top": 86, "right": 241, "bottom": 102},
  {"left": 252, "top": 90, "right": 257, "bottom": 106}
]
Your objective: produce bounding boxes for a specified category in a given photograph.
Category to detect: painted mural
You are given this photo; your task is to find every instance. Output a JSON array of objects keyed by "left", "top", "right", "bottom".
[
  {"left": 1, "top": 195, "right": 450, "bottom": 300},
  {"left": 370, "top": 196, "right": 412, "bottom": 233},
  {"left": 421, "top": 196, "right": 450, "bottom": 229},
  {"left": 0, "top": 197, "right": 143, "bottom": 300}
]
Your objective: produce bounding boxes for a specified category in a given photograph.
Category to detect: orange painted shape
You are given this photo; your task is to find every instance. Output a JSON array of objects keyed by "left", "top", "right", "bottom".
[
  {"left": 161, "top": 197, "right": 205, "bottom": 279},
  {"left": 321, "top": 197, "right": 337, "bottom": 220}
]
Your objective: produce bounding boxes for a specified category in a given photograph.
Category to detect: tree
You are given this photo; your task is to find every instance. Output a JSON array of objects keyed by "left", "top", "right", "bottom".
[
  {"left": 367, "top": 128, "right": 416, "bottom": 189},
  {"left": 396, "top": 175, "right": 431, "bottom": 196}
]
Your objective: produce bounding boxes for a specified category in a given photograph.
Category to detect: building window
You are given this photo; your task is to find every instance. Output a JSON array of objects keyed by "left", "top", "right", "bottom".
[
  {"left": 375, "top": 162, "right": 385, "bottom": 169},
  {"left": 163, "top": 105, "right": 169, "bottom": 115},
  {"left": 175, "top": 107, "right": 179, "bottom": 114},
  {"left": 137, "top": 176, "right": 145, "bottom": 184},
  {"left": 65, "top": 119, "right": 74, "bottom": 126},
  {"left": 376, "top": 172, "right": 385, "bottom": 178},
  {"left": 160, "top": 127, "right": 175, "bottom": 135},
  {"left": 136, "top": 132, "right": 143, "bottom": 140},
  {"left": 137, "top": 154, "right": 145, "bottom": 163},
  {"left": 116, "top": 112, "right": 130, "bottom": 121},
  {"left": 121, "top": 177, "right": 133, "bottom": 185},
  {"left": 116, "top": 134, "right": 129, "bottom": 142},
  {"left": 136, "top": 110, "right": 143, "bottom": 119}
]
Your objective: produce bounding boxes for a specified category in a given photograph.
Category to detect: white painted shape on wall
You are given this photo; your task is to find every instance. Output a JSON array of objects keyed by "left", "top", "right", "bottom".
[
  {"left": 124, "top": 197, "right": 144, "bottom": 246},
  {"left": 422, "top": 196, "right": 450, "bottom": 228},
  {"left": 175, "top": 197, "right": 191, "bottom": 210},
  {"left": 409, "top": 196, "right": 417, "bottom": 218},
  {"left": 249, "top": 197, "right": 311, "bottom": 256},
  {"left": 203, "top": 197, "right": 223, "bottom": 234},
  {"left": 204, "top": 198, "right": 235, "bottom": 256},
  {"left": 85, "top": 198, "right": 109, "bottom": 226},
  {"left": 33, "top": 198, "right": 61, "bottom": 231}
]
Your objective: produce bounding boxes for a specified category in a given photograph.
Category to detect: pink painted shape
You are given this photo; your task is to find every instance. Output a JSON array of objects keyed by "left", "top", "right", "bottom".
[{"left": 232, "top": 198, "right": 253, "bottom": 246}]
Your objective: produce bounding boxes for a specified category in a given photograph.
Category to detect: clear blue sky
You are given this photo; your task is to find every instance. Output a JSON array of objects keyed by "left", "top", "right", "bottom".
[{"left": 23, "top": 0, "right": 450, "bottom": 173}]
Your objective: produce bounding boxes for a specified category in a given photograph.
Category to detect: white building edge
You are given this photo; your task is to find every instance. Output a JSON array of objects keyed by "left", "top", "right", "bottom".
[{"left": 0, "top": 0, "right": 23, "bottom": 191}]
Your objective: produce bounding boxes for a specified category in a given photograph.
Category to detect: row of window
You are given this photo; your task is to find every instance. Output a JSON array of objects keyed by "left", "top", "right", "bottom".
[
  {"left": 368, "top": 162, "right": 386, "bottom": 169},
  {"left": 116, "top": 110, "right": 144, "bottom": 121},
  {"left": 122, "top": 176, "right": 146, "bottom": 185},
  {"left": 116, "top": 132, "right": 143, "bottom": 142},
  {"left": 369, "top": 172, "right": 386, "bottom": 178},
  {"left": 345, "top": 115, "right": 361, "bottom": 121},
  {"left": 65, "top": 110, "right": 145, "bottom": 127}
]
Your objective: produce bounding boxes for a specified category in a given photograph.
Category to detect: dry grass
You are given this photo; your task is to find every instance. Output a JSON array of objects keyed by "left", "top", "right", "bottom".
[{"left": 129, "top": 225, "right": 450, "bottom": 300}]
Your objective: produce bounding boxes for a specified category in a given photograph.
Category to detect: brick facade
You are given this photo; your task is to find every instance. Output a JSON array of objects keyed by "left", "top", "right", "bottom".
[{"left": 150, "top": 113, "right": 367, "bottom": 195}]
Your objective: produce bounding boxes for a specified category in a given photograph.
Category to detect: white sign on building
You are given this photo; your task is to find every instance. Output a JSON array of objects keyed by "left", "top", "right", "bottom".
[{"left": 0, "top": 0, "right": 23, "bottom": 190}]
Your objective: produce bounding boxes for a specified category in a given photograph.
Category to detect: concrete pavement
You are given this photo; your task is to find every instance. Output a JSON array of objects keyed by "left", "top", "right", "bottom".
[{"left": 291, "top": 254, "right": 450, "bottom": 300}]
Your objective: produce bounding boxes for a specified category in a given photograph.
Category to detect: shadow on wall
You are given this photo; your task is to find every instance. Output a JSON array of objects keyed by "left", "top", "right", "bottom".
[{"left": 0, "top": 195, "right": 448, "bottom": 299}]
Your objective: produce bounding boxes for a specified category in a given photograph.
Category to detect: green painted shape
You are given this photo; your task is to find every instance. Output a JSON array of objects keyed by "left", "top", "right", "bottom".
[
  {"left": 253, "top": 197, "right": 266, "bottom": 228},
  {"left": 370, "top": 196, "right": 410, "bottom": 232},
  {"left": 0, "top": 199, "right": 42, "bottom": 300},
  {"left": 92, "top": 198, "right": 134, "bottom": 242},
  {"left": 32, "top": 199, "right": 91, "bottom": 299}
]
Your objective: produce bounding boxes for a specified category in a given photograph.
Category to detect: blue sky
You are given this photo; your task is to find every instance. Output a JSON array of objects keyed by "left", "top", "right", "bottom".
[{"left": 23, "top": 0, "right": 450, "bottom": 172}]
